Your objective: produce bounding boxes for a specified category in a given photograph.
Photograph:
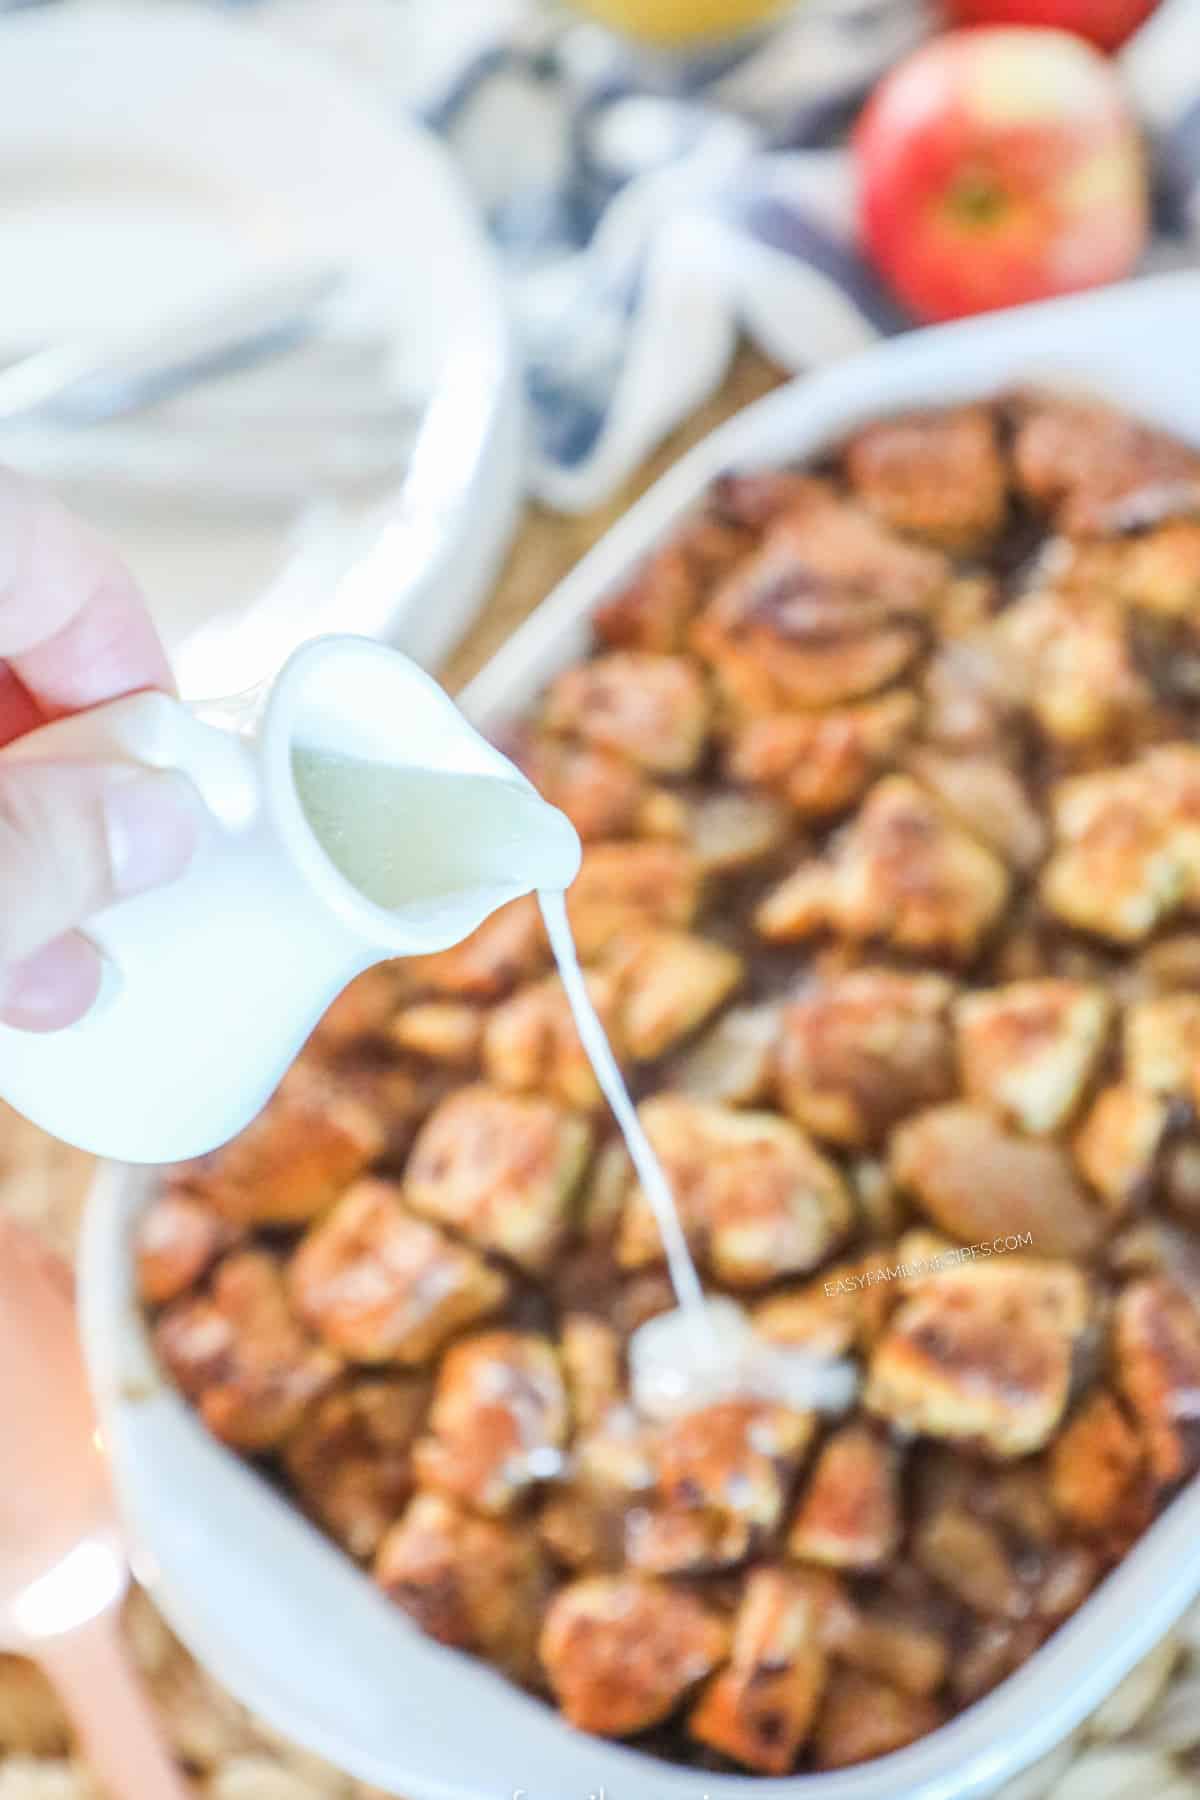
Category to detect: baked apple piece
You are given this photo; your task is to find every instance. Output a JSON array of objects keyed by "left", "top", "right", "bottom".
[
  {"left": 689, "top": 1569, "right": 827, "bottom": 1773},
  {"left": 404, "top": 1084, "right": 592, "bottom": 1274},
  {"left": 375, "top": 1492, "right": 550, "bottom": 1683},
  {"left": 289, "top": 1179, "right": 506, "bottom": 1365},
  {"left": 813, "top": 1669, "right": 943, "bottom": 1771},
  {"left": 540, "top": 1575, "right": 729, "bottom": 1737},
  {"left": 154, "top": 1250, "right": 338, "bottom": 1452},
  {"left": 412, "top": 1330, "right": 568, "bottom": 1515},
  {"left": 1124, "top": 994, "right": 1200, "bottom": 1098},
  {"left": 890, "top": 1103, "right": 1103, "bottom": 1257},
  {"left": 617, "top": 1095, "right": 852, "bottom": 1289}
]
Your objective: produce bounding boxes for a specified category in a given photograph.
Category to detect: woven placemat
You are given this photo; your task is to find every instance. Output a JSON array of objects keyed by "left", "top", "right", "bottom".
[{"left": 4, "top": 349, "right": 1200, "bottom": 1800}]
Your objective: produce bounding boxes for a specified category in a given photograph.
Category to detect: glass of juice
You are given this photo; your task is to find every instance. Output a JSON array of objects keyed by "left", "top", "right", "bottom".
[{"left": 567, "top": 0, "right": 795, "bottom": 50}]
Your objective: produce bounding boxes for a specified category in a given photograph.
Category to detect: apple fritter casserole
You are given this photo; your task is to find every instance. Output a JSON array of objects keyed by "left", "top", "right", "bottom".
[{"left": 140, "top": 391, "right": 1200, "bottom": 1774}]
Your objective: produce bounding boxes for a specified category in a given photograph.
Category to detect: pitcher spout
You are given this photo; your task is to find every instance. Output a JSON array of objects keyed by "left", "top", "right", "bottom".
[{"left": 267, "top": 636, "right": 582, "bottom": 957}]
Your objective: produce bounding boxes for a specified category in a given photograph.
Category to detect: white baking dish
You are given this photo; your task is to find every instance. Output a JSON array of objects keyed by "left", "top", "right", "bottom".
[{"left": 81, "top": 271, "right": 1200, "bottom": 1800}]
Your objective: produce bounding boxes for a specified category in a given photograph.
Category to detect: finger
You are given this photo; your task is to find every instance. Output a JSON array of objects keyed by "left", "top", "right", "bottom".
[
  {"left": 0, "top": 469, "right": 173, "bottom": 714},
  {"left": 0, "top": 759, "right": 199, "bottom": 967},
  {"left": 0, "top": 664, "right": 41, "bottom": 748},
  {"left": 0, "top": 932, "right": 104, "bottom": 1032}
]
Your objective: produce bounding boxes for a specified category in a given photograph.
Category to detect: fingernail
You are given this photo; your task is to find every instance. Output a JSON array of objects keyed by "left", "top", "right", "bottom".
[
  {"left": 104, "top": 769, "right": 200, "bottom": 899},
  {"left": 0, "top": 934, "right": 107, "bottom": 1033}
]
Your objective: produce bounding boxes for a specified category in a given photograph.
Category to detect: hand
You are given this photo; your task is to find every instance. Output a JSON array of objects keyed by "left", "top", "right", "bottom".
[{"left": 0, "top": 472, "right": 199, "bottom": 1032}]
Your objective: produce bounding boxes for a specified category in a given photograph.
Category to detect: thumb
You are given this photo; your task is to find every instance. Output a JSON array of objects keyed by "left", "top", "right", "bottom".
[{"left": 0, "top": 759, "right": 199, "bottom": 969}]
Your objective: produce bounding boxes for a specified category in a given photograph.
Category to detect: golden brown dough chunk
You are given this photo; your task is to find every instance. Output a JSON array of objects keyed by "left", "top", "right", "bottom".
[
  {"left": 154, "top": 1251, "right": 338, "bottom": 1452},
  {"left": 283, "top": 1376, "right": 428, "bottom": 1560},
  {"left": 538, "top": 1404, "right": 658, "bottom": 1572},
  {"left": 309, "top": 964, "right": 407, "bottom": 1055},
  {"left": 593, "top": 518, "right": 750, "bottom": 651},
  {"left": 1114, "top": 1277, "right": 1200, "bottom": 1486},
  {"left": 757, "top": 777, "right": 1010, "bottom": 962},
  {"left": 921, "top": 634, "right": 1024, "bottom": 756},
  {"left": 754, "top": 1255, "right": 895, "bottom": 1360},
  {"left": 1011, "top": 392, "right": 1200, "bottom": 534},
  {"left": 412, "top": 1330, "right": 568, "bottom": 1514},
  {"left": 289, "top": 1180, "right": 506, "bottom": 1364},
  {"left": 483, "top": 970, "right": 624, "bottom": 1110},
  {"left": 1050, "top": 1389, "right": 1145, "bottom": 1537},
  {"left": 676, "top": 788, "right": 791, "bottom": 875},
  {"left": 843, "top": 405, "right": 1008, "bottom": 550},
  {"left": 776, "top": 969, "right": 956, "bottom": 1148},
  {"left": 375, "top": 1492, "right": 549, "bottom": 1683},
  {"left": 1073, "top": 1083, "right": 1168, "bottom": 1215},
  {"left": 388, "top": 1002, "right": 482, "bottom": 1066},
  {"left": 674, "top": 1003, "right": 781, "bottom": 1108},
  {"left": 506, "top": 727, "right": 647, "bottom": 842},
  {"left": 539, "top": 1575, "right": 729, "bottom": 1737},
  {"left": 997, "top": 587, "right": 1150, "bottom": 749},
  {"left": 405, "top": 1085, "right": 591, "bottom": 1274},
  {"left": 171, "top": 1066, "right": 384, "bottom": 1227},
  {"left": 544, "top": 651, "right": 710, "bottom": 774},
  {"left": 813, "top": 1670, "right": 943, "bottom": 1771},
  {"left": 135, "top": 1189, "right": 240, "bottom": 1307},
  {"left": 890, "top": 1103, "right": 1103, "bottom": 1257},
  {"left": 404, "top": 895, "right": 550, "bottom": 1001},
  {"left": 865, "top": 1259, "right": 1089, "bottom": 1457},
  {"left": 602, "top": 927, "right": 742, "bottom": 1062},
  {"left": 559, "top": 1315, "right": 623, "bottom": 1435},
  {"left": 1124, "top": 994, "right": 1200, "bottom": 1097},
  {"left": 1042, "top": 746, "right": 1200, "bottom": 943},
  {"left": 836, "top": 1600, "right": 948, "bottom": 1698},
  {"left": 691, "top": 493, "right": 938, "bottom": 716},
  {"left": 618, "top": 1095, "right": 852, "bottom": 1288},
  {"left": 689, "top": 1569, "right": 827, "bottom": 1773},
  {"left": 787, "top": 1423, "right": 900, "bottom": 1569},
  {"left": 726, "top": 692, "right": 918, "bottom": 820},
  {"left": 956, "top": 980, "right": 1112, "bottom": 1135},
  {"left": 906, "top": 749, "right": 1046, "bottom": 872},
  {"left": 565, "top": 840, "right": 701, "bottom": 959},
  {"left": 627, "top": 1401, "right": 813, "bottom": 1574},
  {"left": 913, "top": 1501, "right": 1028, "bottom": 1618}
]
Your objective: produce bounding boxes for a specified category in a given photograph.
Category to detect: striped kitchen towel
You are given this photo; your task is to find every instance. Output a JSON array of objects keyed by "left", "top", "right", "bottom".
[{"left": 418, "top": 0, "right": 1200, "bottom": 512}]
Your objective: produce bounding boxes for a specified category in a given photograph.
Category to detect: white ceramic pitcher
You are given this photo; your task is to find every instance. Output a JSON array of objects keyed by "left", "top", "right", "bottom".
[{"left": 0, "top": 634, "right": 581, "bottom": 1164}]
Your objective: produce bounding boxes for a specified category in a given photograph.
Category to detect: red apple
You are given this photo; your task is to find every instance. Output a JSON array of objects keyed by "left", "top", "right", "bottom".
[
  {"left": 944, "top": 0, "right": 1158, "bottom": 55},
  {"left": 855, "top": 27, "right": 1149, "bottom": 324}
]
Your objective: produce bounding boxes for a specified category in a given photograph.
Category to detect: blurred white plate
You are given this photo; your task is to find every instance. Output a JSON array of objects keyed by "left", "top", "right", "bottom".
[{"left": 0, "top": 3, "right": 522, "bottom": 685}]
